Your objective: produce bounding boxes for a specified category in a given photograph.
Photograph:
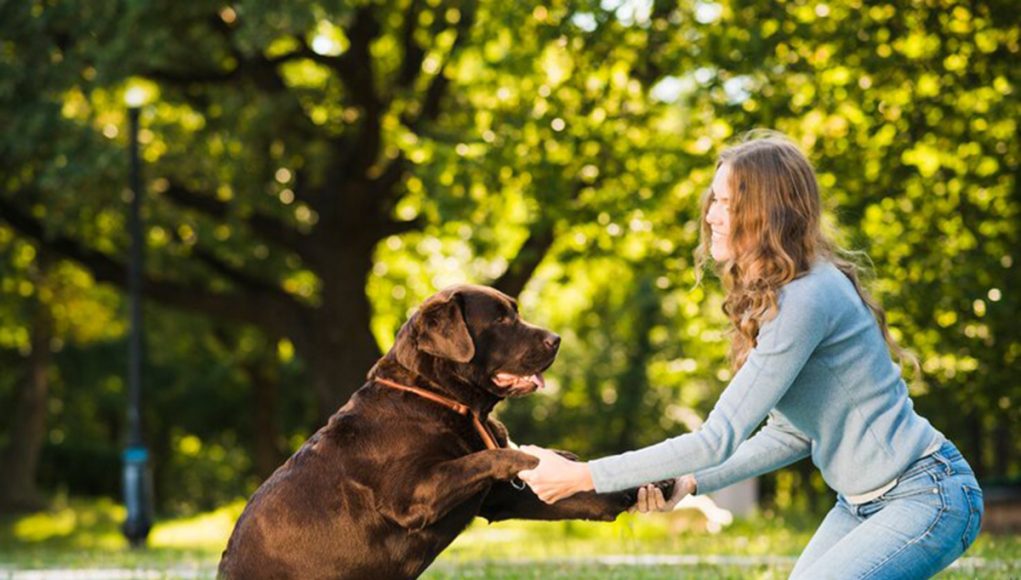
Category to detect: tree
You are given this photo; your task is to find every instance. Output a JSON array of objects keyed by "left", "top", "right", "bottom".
[
  {"left": 0, "top": 0, "right": 686, "bottom": 424},
  {"left": 1, "top": 0, "right": 1017, "bottom": 511},
  {"left": 0, "top": 233, "right": 126, "bottom": 511},
  {"left": 0, "top": 246, "right": 52, "bottom": 512}
]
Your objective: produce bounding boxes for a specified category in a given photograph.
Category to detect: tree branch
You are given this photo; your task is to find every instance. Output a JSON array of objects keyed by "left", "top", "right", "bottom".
[
  {"left": 628, "top": 0, "right": 677, "bottom": 85},
  {"left": 165, "top": 228, "right": 296, "bottom": 304},
  {"left": 492, "top": 174, "right": 594, "bottom": 298},
  {"left": 142, "top": 67, "right": 240, "bottom": 85},
  {"left": 162, "top": 181, "right": 310, "bottom": 258},
  {"left": 0, "top": 195, "right": 300, "bottom": 330},
  {"left": 396, "top": 0, "right": 426, "bottom": 90},
  {"left": 371, "top": 153, "right": 408, "bottom": 194},
  {"left": 379, "top": 216, "right": 425, "bottom": 239},
  {"left": 142, "top": 12, "right": 319, "bottom": 137},
  {"left": 140, "top": 13, "right": 242, "bottom": 86},
  {"left": 337, "top": 6, "right": 384, "bottom": 175},
  {"left": 493, "top": 223, "right": 556, "bottom": 298},
  {"left": 401, "top": 0, "right": 478, "bottom": 132}
]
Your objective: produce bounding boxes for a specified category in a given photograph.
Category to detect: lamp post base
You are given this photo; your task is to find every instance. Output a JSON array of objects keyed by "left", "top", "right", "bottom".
[{"left": 122, "top": 446, "right": 153, "bottom": 548}]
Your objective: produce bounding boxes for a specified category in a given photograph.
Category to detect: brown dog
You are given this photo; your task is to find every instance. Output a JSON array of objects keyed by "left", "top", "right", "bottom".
[{"left": 218, "top": 285, "right": 672, "bottom": 579}]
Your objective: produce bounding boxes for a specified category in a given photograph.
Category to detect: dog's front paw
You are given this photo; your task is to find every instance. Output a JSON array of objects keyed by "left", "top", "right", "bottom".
[
  {"left": 516, "top": 452, "right": 541, "bottom": 472},
  {"left": 619, "top": 479, "right": 677, "bottom": 510},
  {"left": 494, "top": 449, "right": 539, "bottom": 480},
  {"left": 653, "top": 478, "right": 676, "bottom": 500},
  {"left": 620, "top": 488, "right": 639, "bottom": 508}
]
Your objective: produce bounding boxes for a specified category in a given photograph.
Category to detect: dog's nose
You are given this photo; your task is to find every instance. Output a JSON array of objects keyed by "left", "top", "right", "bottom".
[{"left": 544, "top": 333, "right": 561, "bottom": 351}]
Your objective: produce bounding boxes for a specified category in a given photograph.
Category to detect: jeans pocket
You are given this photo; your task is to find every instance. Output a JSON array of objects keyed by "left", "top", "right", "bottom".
[
  {"left": 882, "top": 468, "right": 943, "bottom": 509},
  {"left": 961, "top": 484, "right": 984, "bottom": 552}
]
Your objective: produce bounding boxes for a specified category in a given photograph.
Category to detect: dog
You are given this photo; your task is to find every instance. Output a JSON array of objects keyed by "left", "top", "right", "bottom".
[{"left": 218, "top": 284, "right": 672, "bottom": 579}]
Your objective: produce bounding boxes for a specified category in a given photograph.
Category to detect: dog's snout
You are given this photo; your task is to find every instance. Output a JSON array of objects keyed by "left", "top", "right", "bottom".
[{"left": 544, "top": 333, "right": 561, "bottom": 351}]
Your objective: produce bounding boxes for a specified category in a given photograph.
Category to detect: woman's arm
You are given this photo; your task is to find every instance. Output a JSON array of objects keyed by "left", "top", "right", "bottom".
[
  {"left": 692, "top": 411, "right": 811, "bottom": 495},
  {"left": 520, "top": 412, "right": 810, "bottom": 505},
  {"left": 584, "top": 283, "right": 830, "bottom": 494},
  {"left": 633, "top": 413, "right": 809, "bottom": 512}
]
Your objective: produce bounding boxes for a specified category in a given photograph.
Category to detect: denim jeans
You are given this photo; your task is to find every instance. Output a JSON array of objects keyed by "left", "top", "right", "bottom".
[{"left": 790, "top": 440, "right": 984, "bottom": 579}]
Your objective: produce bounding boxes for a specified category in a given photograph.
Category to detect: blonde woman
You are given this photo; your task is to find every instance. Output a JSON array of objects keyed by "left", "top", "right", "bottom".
[{"left": 518, "top": 132, "right": 984, "bottom": 578}]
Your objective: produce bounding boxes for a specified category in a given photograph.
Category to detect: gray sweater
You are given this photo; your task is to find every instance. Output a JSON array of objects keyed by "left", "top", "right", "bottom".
[{"left": 589, "top": 260, "right": 943, "bottom": 497}]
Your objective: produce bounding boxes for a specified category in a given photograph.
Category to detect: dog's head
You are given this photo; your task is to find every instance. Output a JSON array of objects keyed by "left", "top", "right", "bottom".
[{"left": 391, "top": 284, "right": 560, "bottom": 398}]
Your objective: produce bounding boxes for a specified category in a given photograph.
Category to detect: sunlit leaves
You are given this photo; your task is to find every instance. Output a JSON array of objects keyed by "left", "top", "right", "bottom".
[{"left": 1, "top": 0, "right": 1018, "bottom": 504}]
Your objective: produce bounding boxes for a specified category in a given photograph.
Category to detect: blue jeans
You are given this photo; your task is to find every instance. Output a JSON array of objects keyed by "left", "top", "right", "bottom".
[{"left": 790, "top": 440, "right": 984, "bottom": 579}]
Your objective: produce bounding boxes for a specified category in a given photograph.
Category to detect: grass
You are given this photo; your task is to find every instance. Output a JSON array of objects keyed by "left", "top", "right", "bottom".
[{"left": 1, "top": 497, "right": 1018, "bottom": 579}]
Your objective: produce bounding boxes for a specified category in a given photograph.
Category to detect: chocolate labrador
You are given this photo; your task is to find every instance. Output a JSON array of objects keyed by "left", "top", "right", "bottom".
[{"left": 218, "top": 284, "right": 672, "bottom": 579}]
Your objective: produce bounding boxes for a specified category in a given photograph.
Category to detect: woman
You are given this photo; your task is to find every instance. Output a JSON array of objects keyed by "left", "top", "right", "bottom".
[{"left": 517, "top": 131, "right": 984, "bottom": 578}]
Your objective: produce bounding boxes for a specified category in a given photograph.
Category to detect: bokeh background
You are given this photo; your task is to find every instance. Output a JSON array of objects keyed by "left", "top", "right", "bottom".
[{"left": 1, "top": 0, "right": 1018, "bottom": 577}]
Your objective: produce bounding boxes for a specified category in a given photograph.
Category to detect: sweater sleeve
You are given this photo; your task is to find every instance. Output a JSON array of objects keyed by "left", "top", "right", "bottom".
[
  {"left": 692, "top": 411, "right": 811, "bottom": 495},
  {"left": 588, "top": 283, "right": 829, "bottom": 493}
]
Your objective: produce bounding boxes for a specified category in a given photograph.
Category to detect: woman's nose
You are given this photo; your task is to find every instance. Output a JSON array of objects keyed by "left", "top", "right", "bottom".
[{"left": 706, "top": 205, "right": 721, "bottom": 226}]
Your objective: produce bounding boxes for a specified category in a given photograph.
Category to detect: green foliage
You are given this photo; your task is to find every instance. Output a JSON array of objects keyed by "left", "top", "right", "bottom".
[{"left": 0, "top": 0, "right": 1017, "bottom": 515}]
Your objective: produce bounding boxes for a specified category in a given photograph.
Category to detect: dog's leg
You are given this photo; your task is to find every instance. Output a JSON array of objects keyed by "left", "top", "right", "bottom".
[
  {"left": 375, "top": 448, "right": 539, "bottom": 530},
  {"left": 479, "top": 483, "right": 638, "bottom": 522},
  {"left": 479, "top": 462, "right": 675, "bottom": 523}
]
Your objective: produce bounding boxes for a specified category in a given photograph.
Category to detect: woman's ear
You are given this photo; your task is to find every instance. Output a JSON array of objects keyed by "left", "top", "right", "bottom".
[{"left": 414, "top": 291, "right": 475, "bottom": 363}]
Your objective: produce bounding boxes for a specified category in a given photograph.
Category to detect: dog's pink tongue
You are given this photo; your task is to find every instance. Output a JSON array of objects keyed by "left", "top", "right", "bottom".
[{"left": 530, "top": 373, "right": 546, "bottom": 389}]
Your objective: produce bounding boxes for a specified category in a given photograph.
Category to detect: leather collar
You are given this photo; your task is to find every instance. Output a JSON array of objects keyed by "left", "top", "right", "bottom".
[{"left": 374, "top": 377, "right": 500, "bottom": 450}]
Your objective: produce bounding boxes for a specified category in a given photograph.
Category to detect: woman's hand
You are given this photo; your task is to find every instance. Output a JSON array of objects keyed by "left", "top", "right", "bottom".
[
  {"left": 629, "top": 475, "right": 698, "bottom": 513},
  {"left": 516, "top": 445, "right": 595, "bottom": 504}
]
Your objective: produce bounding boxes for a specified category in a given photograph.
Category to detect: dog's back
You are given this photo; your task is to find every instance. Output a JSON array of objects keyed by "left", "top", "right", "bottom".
[{"left": 218, "top": 385, "right": 485, "bottom": 579}]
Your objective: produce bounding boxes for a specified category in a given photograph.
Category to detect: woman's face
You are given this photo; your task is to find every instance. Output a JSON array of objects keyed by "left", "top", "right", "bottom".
[{"left": 706, "top": 162, "right": 734, "bottom": 262}]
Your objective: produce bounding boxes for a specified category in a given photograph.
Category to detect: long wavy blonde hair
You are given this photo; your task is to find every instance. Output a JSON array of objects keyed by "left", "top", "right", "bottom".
[{"left": 694, "top": 131, "right": 918, "bottom": 375}]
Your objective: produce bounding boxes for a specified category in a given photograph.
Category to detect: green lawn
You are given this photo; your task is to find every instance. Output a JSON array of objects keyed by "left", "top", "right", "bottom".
[{"left": 1, "top": 497, "right": 1017, "bottom": 579}]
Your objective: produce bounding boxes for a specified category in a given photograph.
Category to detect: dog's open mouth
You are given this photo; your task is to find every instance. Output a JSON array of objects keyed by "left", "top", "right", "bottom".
[{"left": 492, "top": 372, "right": 546, "bottom": 391}]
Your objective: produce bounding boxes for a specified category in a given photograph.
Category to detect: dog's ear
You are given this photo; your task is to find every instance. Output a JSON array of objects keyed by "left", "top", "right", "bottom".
[
  {"left": 391, "top": 322, "right": 423, "bottom": 376},
  {"left": 415, "top": 291, "right": 475, "bottom": 363}
]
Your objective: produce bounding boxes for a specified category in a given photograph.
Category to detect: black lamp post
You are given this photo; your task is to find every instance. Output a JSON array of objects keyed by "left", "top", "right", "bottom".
[{"left": 122, "top": 92, "right": 154, "bottom": 548}]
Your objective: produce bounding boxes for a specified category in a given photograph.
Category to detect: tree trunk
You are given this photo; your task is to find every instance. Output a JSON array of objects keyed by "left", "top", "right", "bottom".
[
  {"left": 299, "top": 302, "right": 380, "bottom": 426},
  {"left": 244, "top": 362, "right": 282, "bottom": 481},
  {"left": 305, "top": 349, "right": 370, "bottom": 426},
  {"left": 0, "top": 257, "right": 52, "bottom": 513},
  {"left": 295, "top": 236, "right": 382, "bottom": 426}
]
